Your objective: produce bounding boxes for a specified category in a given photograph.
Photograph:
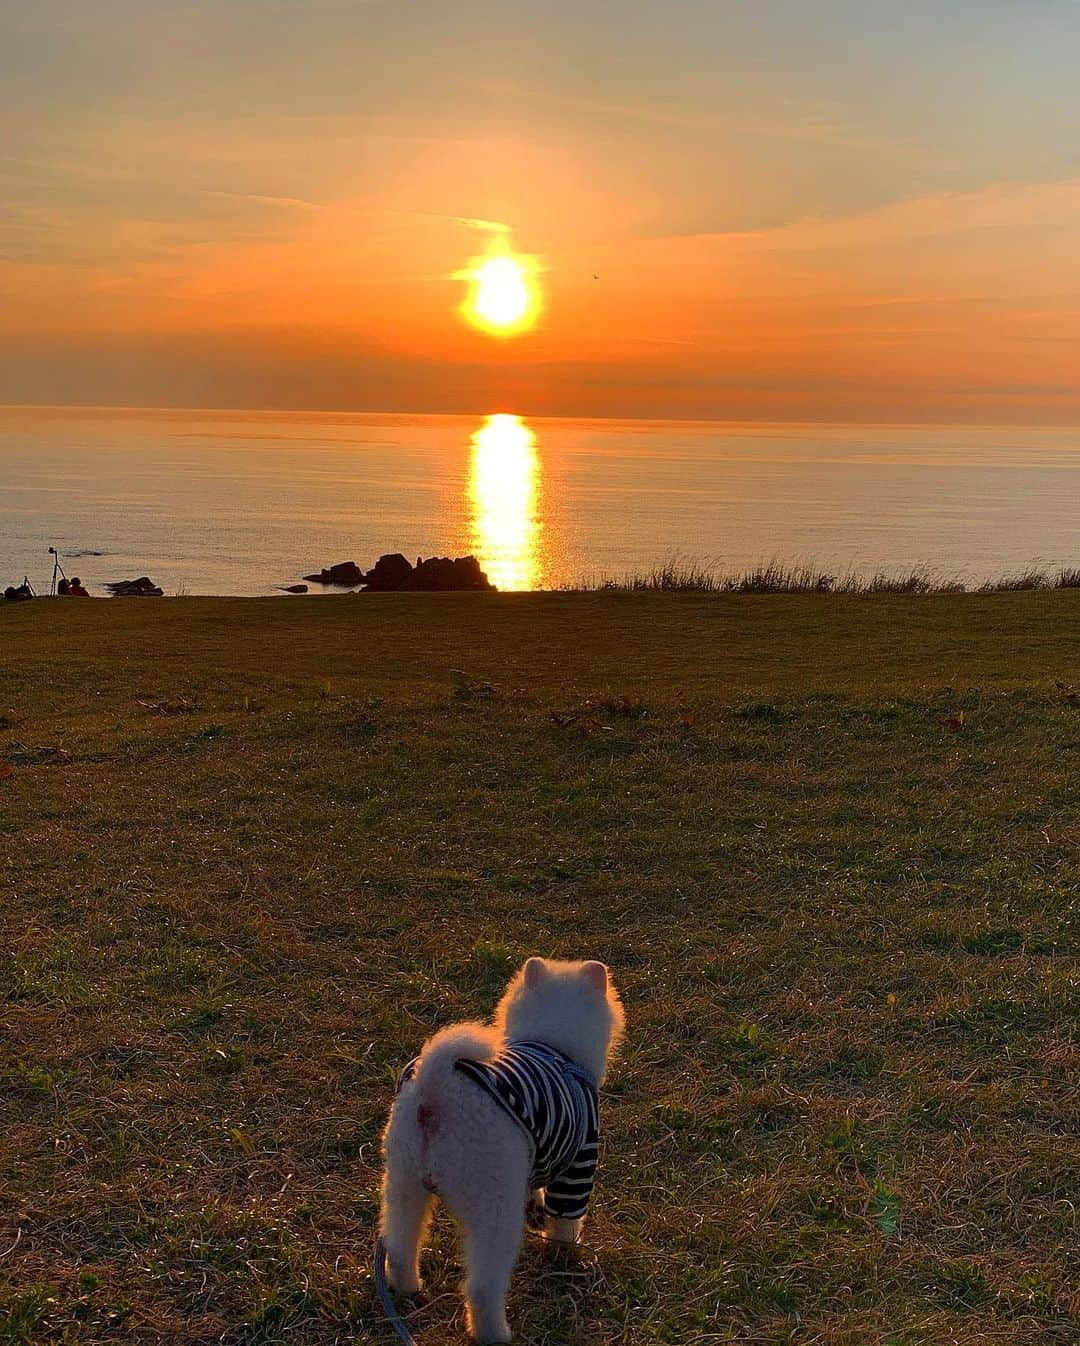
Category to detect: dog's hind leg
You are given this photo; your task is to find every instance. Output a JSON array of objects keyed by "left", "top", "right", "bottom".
[
  {"left": 461, "top": 1186, "right": 524, "bottom": 1343},
  {"left": 380, "top": 1163, "right": 436, "bottom": 1297}
]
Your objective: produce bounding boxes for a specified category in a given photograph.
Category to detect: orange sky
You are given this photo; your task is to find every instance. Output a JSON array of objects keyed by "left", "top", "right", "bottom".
[{"left": 3, "top": 2, "right": 1080, "bottom": 420}]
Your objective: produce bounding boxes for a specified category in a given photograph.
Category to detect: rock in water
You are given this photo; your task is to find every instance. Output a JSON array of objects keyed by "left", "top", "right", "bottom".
[
  {"left": 362, "top": 553, "right": 416, "bottom": 591},
  {"left": 302, "top": 560, "right": 364, "bottom": 586},
  {"left": 406, "top": 555, "right": 494, "bottom": 591},
  {"left": 278, "top": 584, "right": 308, "bottom": 594},
  {"left": 105, "top": 577, "right": 163, "bottom": 597},
  {"left": 303, "top": 553, "right": 495, "bottom": 591}
]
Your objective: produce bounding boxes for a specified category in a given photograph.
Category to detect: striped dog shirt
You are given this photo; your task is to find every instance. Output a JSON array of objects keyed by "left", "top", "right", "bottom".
[{"left": 398, "top": 1040, "right": 599, "bottom": 1219}]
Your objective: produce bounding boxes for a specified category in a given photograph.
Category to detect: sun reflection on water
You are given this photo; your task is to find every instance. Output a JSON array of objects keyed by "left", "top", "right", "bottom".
[{"left": 468, "top": 414, "right": 541, "bottom": 591}]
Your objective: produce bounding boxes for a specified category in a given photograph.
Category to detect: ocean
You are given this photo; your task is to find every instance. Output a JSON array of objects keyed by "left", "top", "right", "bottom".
[{"left": 1, "top": 406, "right": 1076, "bottom": 596}]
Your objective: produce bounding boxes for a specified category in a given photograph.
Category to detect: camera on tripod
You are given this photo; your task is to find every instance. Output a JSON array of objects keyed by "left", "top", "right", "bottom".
[{"left": 48, "top": 545, "right": 67, "bottom": 595}]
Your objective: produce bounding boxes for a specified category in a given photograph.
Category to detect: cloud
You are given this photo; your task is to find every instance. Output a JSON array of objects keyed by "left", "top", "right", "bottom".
[
  {"left": 199, "top": 190, "right": 322, "bottom": 213},
  {"left": 451, "top": 216, "right": 509, "bottom": 235},
  {"left": 696, "top": 176, "right": 1080, "bottom": 254}
]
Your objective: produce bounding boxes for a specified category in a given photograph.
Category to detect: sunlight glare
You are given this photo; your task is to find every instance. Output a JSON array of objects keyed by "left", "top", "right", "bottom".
[
  {"left": 468, "top": 413, "right": 541, "bottom": 590},
  {"left": 457, "top": 237, "right": 542, "bottom": 337}
]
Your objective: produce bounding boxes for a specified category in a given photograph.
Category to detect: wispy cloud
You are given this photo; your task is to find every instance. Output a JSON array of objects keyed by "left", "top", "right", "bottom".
[
  {"left": 452, "top": 216, "right": 509, "bottom": 235},
  {"left": 471, "top": 76, "right": 882, "bottom": 149},
  {"left": 390, "top": 213, "right": 510, "bottom": 235},
  {"left": 631, "top": 176, "right": 1080, "bottom": 255},
  {"left": 199, "top": 190, "right": 322, "bottom": 213}
]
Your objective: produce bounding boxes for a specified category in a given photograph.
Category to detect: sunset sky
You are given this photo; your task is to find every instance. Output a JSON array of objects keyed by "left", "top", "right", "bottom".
[{"left": 3, "top": 1, "right": 1080, "bottom": 420}]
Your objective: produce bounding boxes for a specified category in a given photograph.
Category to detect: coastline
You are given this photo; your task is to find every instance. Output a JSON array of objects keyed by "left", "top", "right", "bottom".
[{"left": 9, "top": 559, "right": 1079, "bottom": 601}]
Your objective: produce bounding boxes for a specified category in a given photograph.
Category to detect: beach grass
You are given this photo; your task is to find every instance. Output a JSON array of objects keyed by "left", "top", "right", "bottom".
[
  {"left": 2, "top": 592, "right": 1078, "bottom": 1345},
  {"left": 570, "top": 560, "right": 1080, "bottom": 595}
]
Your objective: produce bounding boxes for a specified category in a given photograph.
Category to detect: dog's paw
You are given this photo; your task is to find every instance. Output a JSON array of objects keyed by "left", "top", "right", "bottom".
[
  {"left": 543, "top": 1214, "right": 583, "bottom": 1246},
  {"left": 473, "top": 1326, "right": 511, "bottom": 1344},
  {"left": 468, "top": 1311, "right": 512, "bottom": 1343},
  {"left": 386, "top": 1271, "right": 424, "bottom": 1299}
]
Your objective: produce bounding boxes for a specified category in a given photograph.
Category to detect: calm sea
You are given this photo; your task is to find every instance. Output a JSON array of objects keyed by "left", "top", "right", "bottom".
[{"left": 0, "top": 406, "right": 1076, "bottom": 595}]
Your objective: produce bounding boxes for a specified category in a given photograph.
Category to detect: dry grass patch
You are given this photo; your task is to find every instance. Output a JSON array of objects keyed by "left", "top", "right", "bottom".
[{"left": 1, "top": 593, "right": 1077, "bottom": 1344}]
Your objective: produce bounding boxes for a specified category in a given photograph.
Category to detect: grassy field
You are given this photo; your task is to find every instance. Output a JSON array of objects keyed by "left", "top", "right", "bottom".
[{"left": 2, "top": 593, "right": 1077, "bottom": 1345}]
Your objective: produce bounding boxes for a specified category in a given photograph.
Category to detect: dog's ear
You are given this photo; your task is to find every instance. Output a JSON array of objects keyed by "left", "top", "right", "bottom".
[
  {"left": 581, "top": 961, "right": 608, "bottom": 992},
  {"left": 524, "top": 957, "right": 548, "bottom": 989}
]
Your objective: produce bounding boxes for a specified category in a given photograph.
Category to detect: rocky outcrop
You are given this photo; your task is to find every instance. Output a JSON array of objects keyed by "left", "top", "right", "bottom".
[
  {"left": 106, "top": 577, "right": 163, "bottom": 597},
  {"left": 361, "top": 553, "right": 417, "bottom": 591},
  {"left": 405, "top": 555, "right": 494, "bottom": 591},
  {"left": 303, "top": 560, "right": 364, "bottom": 586},
  {"left": 278, "top": 583, "right": 309, "bottom": 594},
  {"left": 301, "top": 553, "right": 495, "bottom": 591}
]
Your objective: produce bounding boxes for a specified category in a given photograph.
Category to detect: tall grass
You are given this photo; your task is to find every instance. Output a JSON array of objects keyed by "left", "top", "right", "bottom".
[
  {"left": 607, "top": 558, "right": 726, "bottom": 592},
  {"left": 979, "top": 567, "right": 1080, "bottom": 591},
  {"left": 728, "top": 561, "right": 837, "bottom": 593},
  {"left": 569, "top": 558, "right": 1080, "bottom": 595},
  {"left": 978, "top": 568, "right": 1050, "bottom": 593}
]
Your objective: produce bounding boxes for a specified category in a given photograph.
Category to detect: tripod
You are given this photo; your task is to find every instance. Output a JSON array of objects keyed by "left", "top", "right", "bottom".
[{"left": 48, "top": 546, "right": 67, "bottom": 597}]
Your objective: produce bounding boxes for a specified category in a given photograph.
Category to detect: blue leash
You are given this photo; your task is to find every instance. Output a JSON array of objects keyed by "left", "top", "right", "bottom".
[{"left": 374, "top": 1237, "right": 419, "bottom": 1346}]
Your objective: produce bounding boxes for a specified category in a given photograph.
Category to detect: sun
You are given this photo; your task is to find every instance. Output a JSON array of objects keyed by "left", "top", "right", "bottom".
[
  {"left": 474, "top": 256, "right": 529, "bottom": 329},
  {"left": 457, "top": 236, "right": 542, "bottom": 337}
]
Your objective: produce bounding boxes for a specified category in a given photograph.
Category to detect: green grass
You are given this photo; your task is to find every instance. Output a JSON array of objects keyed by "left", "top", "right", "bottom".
[{"left": 1, "top": 592, "right": 1078, "bottom": 1344}]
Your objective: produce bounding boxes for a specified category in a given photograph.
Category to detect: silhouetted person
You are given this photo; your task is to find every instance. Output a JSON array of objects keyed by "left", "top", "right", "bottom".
[
  {"left": 68, "top": 576, "right": 89, "bottom": 597},
  {"left": 57, "top": 577, "right": 70, "bottom": 595}
]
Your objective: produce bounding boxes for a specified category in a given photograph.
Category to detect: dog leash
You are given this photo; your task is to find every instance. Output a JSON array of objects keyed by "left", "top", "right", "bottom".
[{"left": 374, "top": 1237, "right": 419, "bottom": 1346}]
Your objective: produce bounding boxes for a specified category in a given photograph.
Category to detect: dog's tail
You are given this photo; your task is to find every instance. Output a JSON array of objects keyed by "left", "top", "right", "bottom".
[{"left": 408, "top": 1021, "right": 498, "bottom": 1091}]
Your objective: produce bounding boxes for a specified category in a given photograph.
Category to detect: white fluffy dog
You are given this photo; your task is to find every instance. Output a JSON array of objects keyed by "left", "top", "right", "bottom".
[{"left": 380, "top": 957, "right": 625, "bottom": 1343}]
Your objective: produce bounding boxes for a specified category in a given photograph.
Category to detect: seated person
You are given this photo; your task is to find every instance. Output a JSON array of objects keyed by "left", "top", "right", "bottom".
[{"left": 67, "top": 576, "right": 90, "bottom": 597}]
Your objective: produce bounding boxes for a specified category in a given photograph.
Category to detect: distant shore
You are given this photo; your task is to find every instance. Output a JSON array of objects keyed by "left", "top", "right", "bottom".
[{"left": 8, "top": 558, "right": 1080, "bottom": 600}]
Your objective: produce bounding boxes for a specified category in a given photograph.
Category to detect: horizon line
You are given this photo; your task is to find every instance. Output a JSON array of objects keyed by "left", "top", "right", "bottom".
[{"left": 3, "top": 401, "right": 1080, "bottom": 432}]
